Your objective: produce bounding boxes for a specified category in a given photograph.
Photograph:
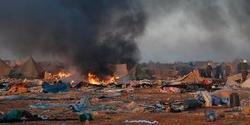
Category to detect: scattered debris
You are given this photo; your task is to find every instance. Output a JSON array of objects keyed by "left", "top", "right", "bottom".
[
  {"left": 0, "top": 62, "right": 249, "bottom": 124},
  {"left": 79, "top": 113, "right": 93, "bottom": 122},
  {"left": 205, "top": 110, "right": 218, "bottom": 122},
  {"left": 7, "top": 83, "right": 28, "bottom": 95},
  {"left": 0, "top": 82, "right": 10, "bottom": 91},
  {"left": 160, "top": 87, "right": 181, "bottom": 94},
  {"left": 129, "top": 80, "right": 155, "bottom": 88},
  {"left": 0, "top": 109, "right": 44, "bottom": 123},
  {"left": 230, "top": 93, "right": 240, "bottom": 107},
  {"left": 70, "top": 96, "right": 91, "bottom": 113},
  {"left": 124, "top": 120, "right": 159, "bottom": 125}
]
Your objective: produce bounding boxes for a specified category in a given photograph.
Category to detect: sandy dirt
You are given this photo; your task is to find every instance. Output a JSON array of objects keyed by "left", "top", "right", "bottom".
[{"left": 0, "top": 87, "right": 250, "bottom": 125}]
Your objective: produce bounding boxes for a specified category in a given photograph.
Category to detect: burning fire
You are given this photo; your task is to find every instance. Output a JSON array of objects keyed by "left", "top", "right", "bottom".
[
  {"left": 44, "top": 71, "right": 72, "bottom": 80},
  {"left": 87, "top": 73, "right": 117, "bottom": 85},
  {"left": 56, "top": 71, "right": 71, "bottom": 79}
]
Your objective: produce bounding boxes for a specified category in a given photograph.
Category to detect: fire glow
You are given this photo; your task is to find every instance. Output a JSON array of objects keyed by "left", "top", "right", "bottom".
[
  {"left": 57, "top": 71, "right": 71, "bottom": 79},
  {"left": 87, "top": 73, "right": 116, "bottom": 85}
]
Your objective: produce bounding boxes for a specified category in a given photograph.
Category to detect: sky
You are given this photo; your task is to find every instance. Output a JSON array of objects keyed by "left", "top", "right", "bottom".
[{"left": 138, "top": 0, "right": 250, "bottom": 63}]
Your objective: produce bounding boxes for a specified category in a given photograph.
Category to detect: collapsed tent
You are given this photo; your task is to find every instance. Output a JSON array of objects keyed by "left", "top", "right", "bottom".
[
  {"left": 241, "top": 78, "right": 250, "bottom": 88},
  {"left": 16, "top": 57, "right": 43, "bottom": 79},
  {"left": 0, "top": 58, "right": 11, "bottom": 76},
  {"left": 170, "top": 70, "right": 210, "bottom": 85}
]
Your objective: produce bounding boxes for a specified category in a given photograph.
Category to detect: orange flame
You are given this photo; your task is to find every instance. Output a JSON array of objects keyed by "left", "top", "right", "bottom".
[
  {"left": 87, "top": 73, "right": 116, "bottom": 85},
  {"left": 57, "top": 71, "right": 71, "bottom": 79}
]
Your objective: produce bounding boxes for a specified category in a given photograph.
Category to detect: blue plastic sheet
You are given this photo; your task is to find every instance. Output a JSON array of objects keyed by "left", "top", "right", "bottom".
[
  {"left": 42, "top": 81, "right": 70, "bottom": 93},
  {"left": 211, "top": 95, "right": 229, "bottom": 106}
]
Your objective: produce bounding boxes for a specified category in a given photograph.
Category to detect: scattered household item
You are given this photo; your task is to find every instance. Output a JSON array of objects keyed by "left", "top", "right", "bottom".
[
  {"left": 205, "top": 110, "right": 218, "bottom": 122},
  {"left": 230, "top": 93, "right": 240, "bottom": 107},
  {"left": 79, "top": 113, "right": 93, "bottom": 122}
]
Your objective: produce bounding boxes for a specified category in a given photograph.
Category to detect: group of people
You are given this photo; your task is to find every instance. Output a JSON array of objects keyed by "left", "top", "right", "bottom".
[
  {"left": 204, "top": 63, "right": 228, "bottom": 80},
  {"left": 203, "top": 60, "right": 249, "bottom": 83}
]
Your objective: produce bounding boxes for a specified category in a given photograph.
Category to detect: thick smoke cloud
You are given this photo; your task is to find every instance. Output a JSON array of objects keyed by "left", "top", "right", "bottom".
[
  {"left": 0, "top": 0, "right": 146, "bottom": 77},
  {"left": 138, "top": 0, "right": 250, "bottom": 62},
  {"left": 2, "top": 0, "right": 250, "bottom": 73}
]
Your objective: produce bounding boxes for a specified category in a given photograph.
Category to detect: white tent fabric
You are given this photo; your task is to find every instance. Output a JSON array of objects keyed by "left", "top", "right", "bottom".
[{"left": 241, "top": 78, "right": 250, "bottom": 88}]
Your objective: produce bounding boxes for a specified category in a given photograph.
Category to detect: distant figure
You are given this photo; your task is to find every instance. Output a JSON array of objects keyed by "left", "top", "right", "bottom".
[
  {"left": 206, "top": 63, "right": 213, "bottom": 78},
  {"left": 189, "top": 62, "right": 195, "bottom": 71},
  {"left": 238, "top": 59, "right": 248, "bottom": 82},
  {"left": 214, "top": 63, "right": 226, "bottom": 80},
  {"left": 225, "top": 64, "right": 232, "bottom": 77}
]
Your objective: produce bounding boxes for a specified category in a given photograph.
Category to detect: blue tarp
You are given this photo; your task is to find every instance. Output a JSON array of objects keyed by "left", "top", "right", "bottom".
[
  {"left": 42, "top": 81, "right": 70, "bottom": 93},
  {"left": 211, "top": 95, "right": 229, "bottom": 106}
]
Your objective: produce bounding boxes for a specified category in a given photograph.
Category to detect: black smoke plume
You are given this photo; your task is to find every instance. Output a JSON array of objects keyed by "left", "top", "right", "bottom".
[{"left": 0, "top": 0, "right": 146, "bottom": 77}]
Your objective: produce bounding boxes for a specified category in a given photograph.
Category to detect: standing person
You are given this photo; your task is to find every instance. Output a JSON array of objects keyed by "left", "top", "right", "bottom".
[
  {"left": 214, "top": 63, "right": 226, "bottom": 80},
  {"left": 215, "top": 64, "right": 222, "bottom": 79},
  {"left": 206, "top": 63, "right": 213, "bottom": 78},
  {"left": 225, "top": 64, "right": 232, "bottom": 77},
  {"left": 239, "top": 59, "right": 249, "bottom": 82}
]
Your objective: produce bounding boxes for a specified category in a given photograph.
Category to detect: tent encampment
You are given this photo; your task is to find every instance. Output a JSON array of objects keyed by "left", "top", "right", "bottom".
[
  {"left": 0, "top": 58, "right": 11, "bottom": 76},
  {"left": 16, "top": 57, "right": 43, "bottom": 79}
]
